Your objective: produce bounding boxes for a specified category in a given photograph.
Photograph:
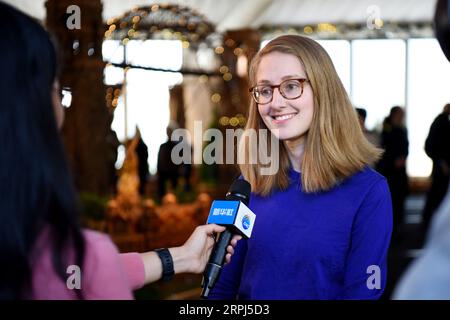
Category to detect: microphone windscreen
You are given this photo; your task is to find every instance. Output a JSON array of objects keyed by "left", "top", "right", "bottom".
[{"left": 228, "top": 179, "right": 251, "bottom": 199}]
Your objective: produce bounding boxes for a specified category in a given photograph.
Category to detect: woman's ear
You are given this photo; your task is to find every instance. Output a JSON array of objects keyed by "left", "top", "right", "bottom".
[{"left": 52, "top": 81, "right": 64, "bottom": 129}]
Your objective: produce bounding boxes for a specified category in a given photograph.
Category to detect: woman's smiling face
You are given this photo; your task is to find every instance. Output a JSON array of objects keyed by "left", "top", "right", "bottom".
[{"left": 256, "top": 51, "right": 314, "bottom": 144}]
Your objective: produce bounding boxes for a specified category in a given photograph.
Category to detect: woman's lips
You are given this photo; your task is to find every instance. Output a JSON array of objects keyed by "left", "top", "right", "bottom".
[{"left": 271, "top": 113, "right": 297, "bottom": 124}]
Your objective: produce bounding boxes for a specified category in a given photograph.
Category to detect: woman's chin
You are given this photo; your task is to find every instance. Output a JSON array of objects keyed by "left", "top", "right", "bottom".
[
  {"left": 274, "top": 131, "right": 307, "bottom": 142},
  {"left": 280, "top": 136, "right": 309, "bottom": 147}
]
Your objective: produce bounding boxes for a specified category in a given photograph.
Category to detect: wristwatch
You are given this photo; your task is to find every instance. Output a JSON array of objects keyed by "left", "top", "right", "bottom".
[{"left": 155, "top": 248, "right": 174, "bottom": 282}]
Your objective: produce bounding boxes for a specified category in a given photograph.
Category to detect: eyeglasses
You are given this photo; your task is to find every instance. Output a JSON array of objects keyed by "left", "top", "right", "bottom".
[{"left": 249, "top": 78, "right": 309, "bottom": 105}]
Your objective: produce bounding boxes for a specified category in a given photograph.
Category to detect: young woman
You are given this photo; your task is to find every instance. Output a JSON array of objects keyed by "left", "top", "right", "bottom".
[
  {"left": 209, "top": 35, "right": 393, "bottom": 299},
  {"left": 0, "top": 3, "right": 239, "bottom": 300}
]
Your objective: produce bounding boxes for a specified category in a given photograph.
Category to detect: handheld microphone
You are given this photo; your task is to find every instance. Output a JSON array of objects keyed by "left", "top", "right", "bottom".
[{"left": 201, "top": 179, "right": 254, "bottom": 298}]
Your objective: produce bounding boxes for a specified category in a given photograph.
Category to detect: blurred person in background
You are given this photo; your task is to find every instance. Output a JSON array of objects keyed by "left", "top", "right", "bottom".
[
  {"left": 157, "top": 122, "right": 181, "bottom": 200},
  {"left": 356, "top": 107, "right": 381, "bottom": 147},
  {"left": 377, "top": 106, "right": 409, "bottom": 238},
  {"left": 135, "top": 127, "right": 150, "bottom": 196}
]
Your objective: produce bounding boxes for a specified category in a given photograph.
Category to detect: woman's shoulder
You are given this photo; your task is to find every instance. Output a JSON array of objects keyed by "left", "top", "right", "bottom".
[
  {"left": 33, "top": 227, "right": 115, "bottom": 255},
  {"left": 349, "top": 166, "right": 385, "bottom": 184},
  {"left": 30, "top": 228, "right": 123, "bottom": 299},
  {"left": 343, "top": 166, "right": 388, "bottom": 196},
  {"left": 81, "top": 229, "right": 120, "bottom": 260},
  {"left": 82, "top": 229, "right": 114, "bottom": 243}
]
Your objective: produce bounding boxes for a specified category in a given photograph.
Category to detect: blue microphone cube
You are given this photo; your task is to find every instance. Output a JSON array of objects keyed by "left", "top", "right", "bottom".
[{"left": 206, "top": 200, "right": 256, "bottom": 239}]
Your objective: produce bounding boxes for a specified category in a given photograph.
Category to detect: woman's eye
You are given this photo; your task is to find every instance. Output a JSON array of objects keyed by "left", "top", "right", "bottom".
[
  {"left": 286, "top": 83, "right": 299, "bottom": 90},
  {"left": 261, "top": 88, "right": 272, "bottom": 96}
]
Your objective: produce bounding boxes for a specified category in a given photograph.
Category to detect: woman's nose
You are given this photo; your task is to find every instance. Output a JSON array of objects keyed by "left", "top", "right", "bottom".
[{"left": 270, "top": 87, "right": 286, "bottom": 109}]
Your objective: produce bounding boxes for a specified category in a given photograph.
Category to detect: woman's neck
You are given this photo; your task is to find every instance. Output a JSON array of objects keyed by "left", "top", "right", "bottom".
[{"left": 284, "top": 136, "right": 305, "bottom": 173}]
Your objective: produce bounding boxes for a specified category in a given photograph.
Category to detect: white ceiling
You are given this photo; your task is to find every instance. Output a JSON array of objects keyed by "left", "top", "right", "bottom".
[{"left": 4, "top": 0, "right": 437, "bottom": 32}]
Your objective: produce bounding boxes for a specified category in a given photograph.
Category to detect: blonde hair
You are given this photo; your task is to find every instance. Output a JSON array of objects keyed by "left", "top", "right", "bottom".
[{"left": 240, "top": 35, "right": 382, "bottom": 195}]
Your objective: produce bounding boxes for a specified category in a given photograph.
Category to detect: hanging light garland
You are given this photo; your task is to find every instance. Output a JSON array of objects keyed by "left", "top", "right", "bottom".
[
  {"left": 218, "top": 114, "right": 247, "bottom": 127},
  {"left": 105, "top": 4, "right": 221, "bottom": 50},
  {"left": 259, "top": 21, "right": 433, "bottom": 41}
]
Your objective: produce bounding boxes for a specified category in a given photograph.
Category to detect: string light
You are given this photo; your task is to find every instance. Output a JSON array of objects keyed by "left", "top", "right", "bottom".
[
  {"left": 219, "top": 116, "right": 229, "bottom": 126},
  {"left": 199, "top": 75, "right": 208, "bottom": 83},
  {"left": 106, "top": 87, "right": 122, "bottom": 110},
  {"left": 225, "top": 39, "right": 235, "bottom": 47},
  {"left": 375, "top": 19, "right": 384, "bottom": 29},
  {"left": 229, "top": 117, "right": 239, "bottom": 127},
  {"left": 233, "top": 47, "right": 243, "bottom": 56},
  {"left": 303, "top": 26, "right": 313, "bottom": 34},
  {"left": 211, "top": 93, "right": 221, "bottom": 103},
  {"left": 182, "top": 41, "right": 190, "bottom": 49},
  {"left": 223, "top": 73, "right": 232, "bottom": 81},
  {"left": 317, "top": 23, "right": 337, "bottom": 33},
  {"left": 215, "top": 46, "right": 224, "bottom": 54},
  {"left": 237, "top": 114, "right": 246, "bottom": 126},
  {"left": 219, "top": 65, "right": 229, "bottom": 74}
]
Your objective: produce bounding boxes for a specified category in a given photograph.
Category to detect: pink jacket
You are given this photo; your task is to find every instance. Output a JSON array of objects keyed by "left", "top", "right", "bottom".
[{"left": 30, "top": 229, "right": 146, "bottom": 299}]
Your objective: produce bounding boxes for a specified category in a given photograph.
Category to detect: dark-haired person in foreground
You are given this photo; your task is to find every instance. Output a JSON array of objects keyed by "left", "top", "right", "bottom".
[{"left": 0, "top": 2, "right": 239, "bottom": 300}]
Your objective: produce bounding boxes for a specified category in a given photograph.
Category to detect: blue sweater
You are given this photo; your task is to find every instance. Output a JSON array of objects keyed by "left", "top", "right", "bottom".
[{"left": 209, "top": 167, "right": 393, "bottom": 300}]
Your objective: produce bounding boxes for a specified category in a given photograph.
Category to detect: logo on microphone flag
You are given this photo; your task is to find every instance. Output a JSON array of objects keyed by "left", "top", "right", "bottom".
[{"left": 242, "top": 215, "right": 251, "bottom": 230}]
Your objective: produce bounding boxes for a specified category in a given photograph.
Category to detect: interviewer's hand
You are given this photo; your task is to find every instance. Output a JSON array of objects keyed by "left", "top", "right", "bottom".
[
  {"left": 140, "top": 224, "right": 242, "bottom": 284},
  {"left": 172, "top": 224, "right": 242, "bottom": 274},
  {"left": 226, "top": 234, "right": 242, "bottom": 265}
]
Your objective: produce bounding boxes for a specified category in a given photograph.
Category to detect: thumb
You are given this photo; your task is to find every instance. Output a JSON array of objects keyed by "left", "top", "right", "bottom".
[{"left": 202, "top": 224, "right": 226, "bottom": 234}]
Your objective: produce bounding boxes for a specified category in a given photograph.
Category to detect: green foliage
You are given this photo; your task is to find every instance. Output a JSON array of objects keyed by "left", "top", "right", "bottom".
[
  {"left": 199, "top": 163, "right": 219, "bottom": 185},
  {"left": 173, "top": 181, "right": 197, "bottom": 203},
  {"left": 79, "top": 192, "right": 108, "bottom": 221}
]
